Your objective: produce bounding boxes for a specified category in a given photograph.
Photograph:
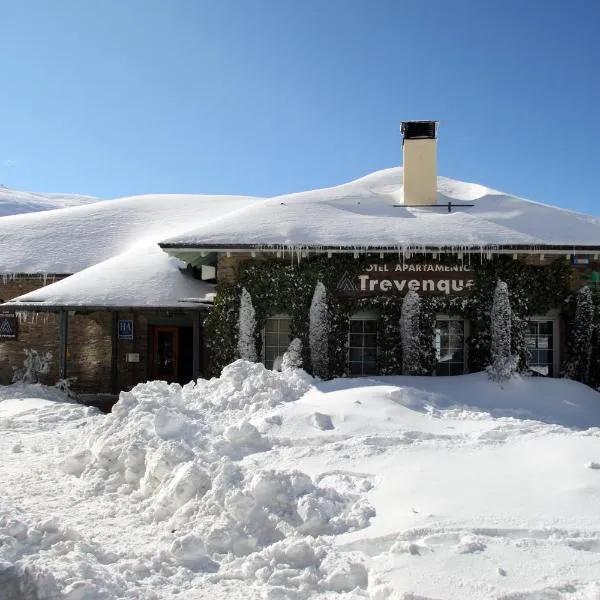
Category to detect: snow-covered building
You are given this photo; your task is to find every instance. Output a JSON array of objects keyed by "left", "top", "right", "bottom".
[
  {"left": 0, "top": 193, "right": 258, "bottom": 392},
  {"left": 3, "top": 121, "right": 600, "bottom": 392}
]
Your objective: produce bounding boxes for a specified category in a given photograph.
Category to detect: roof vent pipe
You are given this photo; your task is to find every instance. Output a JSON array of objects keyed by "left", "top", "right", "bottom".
[{"left": 401, "top": 120, "right": 438, "bottom": 206}]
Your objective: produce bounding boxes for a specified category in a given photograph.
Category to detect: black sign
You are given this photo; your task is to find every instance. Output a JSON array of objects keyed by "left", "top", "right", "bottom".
[{"left": 0, "top": 314, "right": 17, "bottom": 339}]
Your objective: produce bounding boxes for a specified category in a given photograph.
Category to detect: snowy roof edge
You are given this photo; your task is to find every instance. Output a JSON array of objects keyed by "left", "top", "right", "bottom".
[
  {"left": 159, "top": 242, "right": 600, "bottom": 252},
  {"left": 1, "top": 301, "right": 213, "bottom": 313}
]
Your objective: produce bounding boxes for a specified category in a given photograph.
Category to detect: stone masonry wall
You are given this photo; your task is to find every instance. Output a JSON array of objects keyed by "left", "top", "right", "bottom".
[{"left": 0, "top": 277, "right": 65, "bottom": 385}]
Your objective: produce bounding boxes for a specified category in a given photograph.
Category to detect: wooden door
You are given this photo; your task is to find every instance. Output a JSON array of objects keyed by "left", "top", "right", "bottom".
[{"left": 152, "top": 326, "right": 179, "bottom": 382}]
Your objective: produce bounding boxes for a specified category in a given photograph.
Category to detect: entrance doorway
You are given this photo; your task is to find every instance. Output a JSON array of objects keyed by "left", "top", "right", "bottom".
[{"left": 150, "top": 326, "right": 194, "bottom": 384}]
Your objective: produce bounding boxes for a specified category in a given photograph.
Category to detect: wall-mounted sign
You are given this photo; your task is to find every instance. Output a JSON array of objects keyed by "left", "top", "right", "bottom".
[
  {"left": 118, "top": 319, "right": 134, "bottom": 340},
  {"left": 336, "top": 263, "right": 474, "bottom": 296},
  {"left": 0, "top": 314, "right": 17, "bottom": 339},
  {"left": 126, "top": 353, "right": 140, "bottom": 363}
]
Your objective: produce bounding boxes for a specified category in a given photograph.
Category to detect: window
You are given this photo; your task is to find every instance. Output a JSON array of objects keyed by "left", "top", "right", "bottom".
[
  {"left": 434, "top": 317, "right": 465, "bottom": 375},
  {"left": 348, "top": 313, "right": 378, "bottom": 376},
  {"left": 263, "top": 314, "right": 291, "bottom": 370},
  {"left": 526, "top": 319, "right": 555, "bottom": 376}
]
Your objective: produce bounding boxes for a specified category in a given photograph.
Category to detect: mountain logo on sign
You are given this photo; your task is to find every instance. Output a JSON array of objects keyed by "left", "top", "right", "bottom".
[
  {"left": 336, "top": 272, "right": 358, "bottom": 292},
  {"left": 0, "top": 317, "right": 15, "bottom": 336}
]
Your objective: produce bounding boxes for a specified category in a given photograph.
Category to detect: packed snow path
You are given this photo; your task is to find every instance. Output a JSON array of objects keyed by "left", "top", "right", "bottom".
[{"left": 1, "top": 365, "right": 600, "bottom": 599}]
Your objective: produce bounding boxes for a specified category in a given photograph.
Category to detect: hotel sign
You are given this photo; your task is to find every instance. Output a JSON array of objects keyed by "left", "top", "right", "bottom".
[{"left": 336, "top": 263, "right": 474, "bottom": 296}]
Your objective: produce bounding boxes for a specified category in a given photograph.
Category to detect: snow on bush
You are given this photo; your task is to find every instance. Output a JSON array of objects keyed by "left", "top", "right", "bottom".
[
  {"left": 309, "top": 282, "right": 329, "bottom": 378},
  {"left": 488, "top": 280, "right": 517, "bottom": 382},
  {"left": 62, "top": 359, "right": 373, "bottom": 588},
  {"left": 12, "top": 349, "right": 52, "bottom": 384},
  {"left": 281, "top": 337, "right": 303, "bottom": 371},
  {"left": 401, "top": 290, "right": 421, "bottom": 375},
  {"left": 237, "top": 287, "right": 257, "bottom": 362},
  {"left": 565, "top": 285, "right": 595, "bottom": 383}
]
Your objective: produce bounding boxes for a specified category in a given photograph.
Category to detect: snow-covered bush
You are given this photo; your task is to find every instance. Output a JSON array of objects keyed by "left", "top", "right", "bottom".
[
  {"left": 565, "top": 285, "right": 594, "bottom": 383},
  {"left": 487, "top": 280, "right": 517, "bottom": 382},
  {"left": 12, "top": 349, "right": 52, "bottom": 384},
  {"left": 309, "top": 282, "right": 329, "bottom": 378},
  {"left": 281, "top": 337, "right": 303, "bottom": 371},
  {"left": 237, "top": 288, "right": 257, "bottom": 362},
  {"left": 55, "top": 376, "right": 78, "bottom": 400},
  {"left": 401, "top": 291, "right": 421, "bottom": 375}
]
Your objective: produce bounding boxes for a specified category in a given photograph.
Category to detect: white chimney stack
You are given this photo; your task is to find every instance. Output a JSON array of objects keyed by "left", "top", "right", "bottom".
[{"left": 401, "top": 120, "right": 439, "bottom": 206}]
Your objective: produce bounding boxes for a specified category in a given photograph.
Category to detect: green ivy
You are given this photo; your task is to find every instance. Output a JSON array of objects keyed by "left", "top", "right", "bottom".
[{"left": 204, "top": 254, "right": 574, "bottom": 379}]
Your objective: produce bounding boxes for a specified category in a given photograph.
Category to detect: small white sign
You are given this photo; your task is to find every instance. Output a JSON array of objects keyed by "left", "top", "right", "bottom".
[
  {"left": 538, "top": 337, "right": 549, "bottom": 350},
  {"left": 126, "top": 353, "right": 140, "bottom": 363}
]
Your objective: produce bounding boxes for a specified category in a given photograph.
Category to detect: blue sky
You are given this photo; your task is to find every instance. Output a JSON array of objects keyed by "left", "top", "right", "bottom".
[{"left": 1, "top": 1, "right": 599, "bottom": 214}]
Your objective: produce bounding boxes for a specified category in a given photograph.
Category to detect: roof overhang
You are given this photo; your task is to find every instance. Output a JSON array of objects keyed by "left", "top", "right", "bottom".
[
  {"left": 1, "top": 301, "right": 213, "bottom": 313},
  {"left": 160, "top": 244, "right": 600, "bottom": 255}
]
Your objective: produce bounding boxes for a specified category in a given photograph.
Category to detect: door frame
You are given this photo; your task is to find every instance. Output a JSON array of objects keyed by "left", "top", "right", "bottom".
[{"left": 150, "top": 325, "right": 179, "bottom": 382}]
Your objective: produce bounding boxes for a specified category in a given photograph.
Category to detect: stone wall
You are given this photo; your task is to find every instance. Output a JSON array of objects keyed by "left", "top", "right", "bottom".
[
  {"left": 216, "top": 252, "right": 252, "bottom": 284},
  {"left": 0, "top": 276, "right": 65, "bottom": 385}
]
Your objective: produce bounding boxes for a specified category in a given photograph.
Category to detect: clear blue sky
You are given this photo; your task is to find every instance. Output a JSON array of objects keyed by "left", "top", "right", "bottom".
[{"left": 1, "top": 1, "right": 599, "bottom": 214}]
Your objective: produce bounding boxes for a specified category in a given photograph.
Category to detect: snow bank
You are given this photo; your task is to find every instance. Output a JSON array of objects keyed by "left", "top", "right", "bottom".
[{"left": 58, "top": 361, "right": 373, "bottom": 596}]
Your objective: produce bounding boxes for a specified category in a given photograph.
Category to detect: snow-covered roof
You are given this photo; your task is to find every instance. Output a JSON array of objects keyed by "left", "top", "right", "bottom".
[
  {"left": 160, "top": 168, "right": 600, "bottom": 251},
  {"left": 0, "top": 185, "right": 99, "bottom": 216},
  {"left": 0, "top": 194, "right": 259, "bottom": 274},
  {"left": 5, "top": 245, "right": 215, "bottom": 310}
]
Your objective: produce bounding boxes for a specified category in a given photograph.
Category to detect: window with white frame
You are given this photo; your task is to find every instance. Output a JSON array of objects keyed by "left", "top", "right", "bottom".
[
  {"left": 263, "top": 314, "right": 291, "bottom": 370},
  {"left": 525, "top": 319, "right": 555, "bottom": 376},
  {"left": 348, "top": 313, "right": 378, "bottom": 376},
  {"left": 434, "top": 317, "right": 466, "bottom": 376}
]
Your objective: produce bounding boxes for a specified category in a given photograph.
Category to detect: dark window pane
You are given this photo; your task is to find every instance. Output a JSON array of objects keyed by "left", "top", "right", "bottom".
[
  {"left": 349, "top": 348, "right": 364, "bottom": 362},
  {"left": 349, "top": 334, "right": 363, "bottom": 348},
  {"left": 349, "top": 362, "right": 363, "bottom": 375},
  {"left": 363, "top": 320, "right": 378, "bottom": 334},
  {"left": 363, "top": 362, "right": 378, "bottom": 375},
  {"left": 364, "top": 334, "right": 378, "bottom": 348},
  {"left": 265, "top": 332, "right": 279, "bottom": 347},
  {"left": 350, "top": 321, "right": 363, "bottom": 333},
  {"left": 364, "top": 348, "right": 377, "bottom": 362}
]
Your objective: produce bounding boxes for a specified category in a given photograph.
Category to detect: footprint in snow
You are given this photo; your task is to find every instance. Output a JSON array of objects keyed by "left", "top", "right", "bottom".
[
  {"left": 585, "top": 461, "right": 600, "bottom": 470},
  {"left": 497, "top": 567, "right": 507, "bottom": 576}
]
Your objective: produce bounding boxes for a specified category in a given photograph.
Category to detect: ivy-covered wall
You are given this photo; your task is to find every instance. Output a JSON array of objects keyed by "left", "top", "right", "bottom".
[{"left": 204, "top": 253, "right": 587, "bottom": 380}]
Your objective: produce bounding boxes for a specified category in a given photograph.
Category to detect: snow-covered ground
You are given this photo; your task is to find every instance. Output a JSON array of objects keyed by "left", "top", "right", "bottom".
[{"left": 2, "top": 365, "right": 600, "bottom": 599}]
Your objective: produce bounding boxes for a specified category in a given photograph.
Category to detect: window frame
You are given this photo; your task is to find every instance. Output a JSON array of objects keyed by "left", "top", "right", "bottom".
[
  {"left": 347, "top": 312, "right": 379, "bottom": 377},
  {"left": 526, "top": 316, "right": 559, "bottom": 377},
  {"left": 262, "top": 313, "right": 292, "bottom": 370},
  {"left": 434, "top": 315, "right": 468, "bottom": 376}
]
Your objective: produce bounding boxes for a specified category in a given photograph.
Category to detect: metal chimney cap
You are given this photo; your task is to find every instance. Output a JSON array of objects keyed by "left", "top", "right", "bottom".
[{"left": 400, "top": 121, "right": 439, "bottom": 140}]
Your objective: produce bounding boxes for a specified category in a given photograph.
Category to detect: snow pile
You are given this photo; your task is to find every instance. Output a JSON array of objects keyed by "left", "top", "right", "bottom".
[{"left": 55, "top": 361, "right": 373, "bottom": 596}]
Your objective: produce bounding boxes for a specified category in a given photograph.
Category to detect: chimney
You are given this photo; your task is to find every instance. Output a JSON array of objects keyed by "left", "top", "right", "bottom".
[{"left": 401, "top": 120, "right": 438, "bottom": 206}]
